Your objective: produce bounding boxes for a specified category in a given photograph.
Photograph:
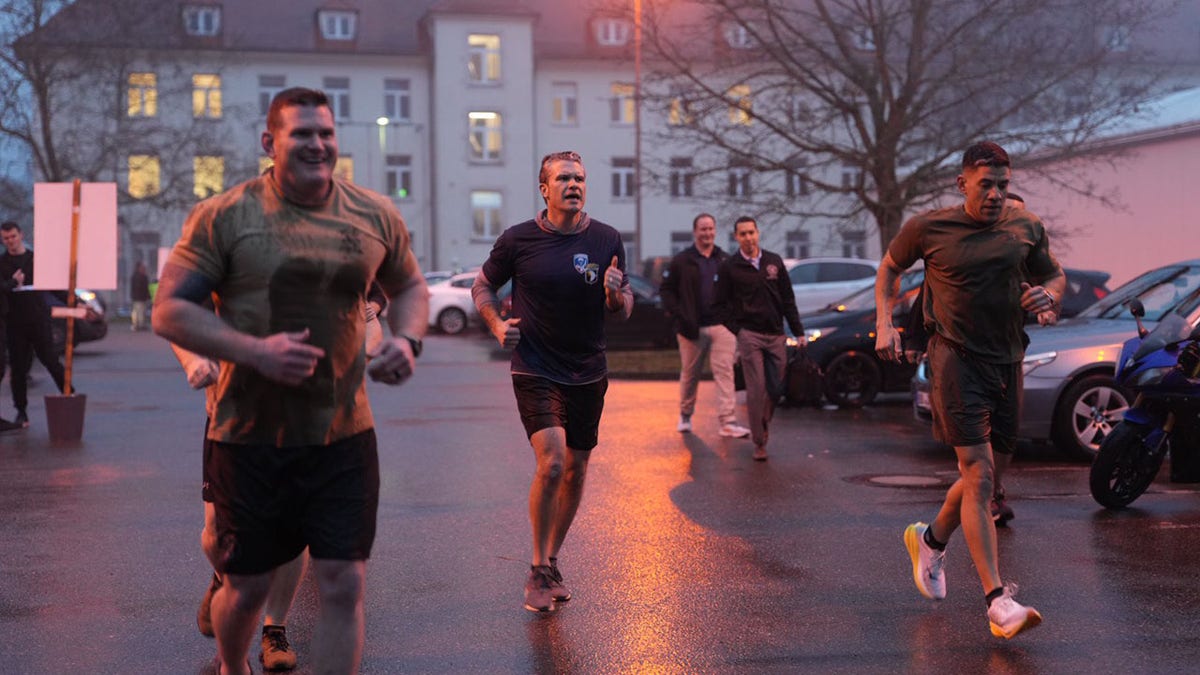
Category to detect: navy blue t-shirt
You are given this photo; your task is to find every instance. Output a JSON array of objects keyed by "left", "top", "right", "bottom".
[{"left": 481, "top": 215, "right": 628, "bottom": 384}]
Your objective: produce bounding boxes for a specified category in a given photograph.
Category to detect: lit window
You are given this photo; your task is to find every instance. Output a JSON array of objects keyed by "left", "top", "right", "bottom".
[
  {"left": 128, "top": 155, "right": 160, "bottom": 198},
  {"left": 611, "top": 157, "right": 636, "bottom": 198},
  {"left": 258, "top": 74, "right": 286, "bottom": 116},
  {"left": 318, "top": 10, "right": 357, "bottom": 40},
  {"left": 182, "top": 5, "right": 220, "bottom": 36},
  {"left": 467, "top": 34, "right": 501, "bottom": 83},
  {"left": 383, "top": 79, "right": 410, "bottom": 122},
  {"left": 323, "top": 77, "right": 351, "bottom": 119},
  {"left": 668, "top": 86, "right": 693, "bottom": 126},
  {"left": 127, "top": 72, "right": 157, "bottom": 118},
  {"left": 595, "top": 18, "right": 631, "bottom": 46},
  {"left": 258, "top": 157, "right": 274, "bottom": 175},
  {"left": 193, "top": 156, "right": 224, "bottom": 199},
  {"left": 728, "top": 161, "right": 751, "bottom": 198},
  {"left": 727, "top": 84, "right": 752, "bottom": 125},
  {"left": 669, "top": 157, "right": 693, "bottom": 198},
  {"left": 610, "top": 83, "right": 635, "bottom": 125},
  {"left": 192, "top": 74, "right": 222, "bottom": 118},
  {"left": 386, "top": 155, "right": 412, "bottom": 199},
  {"left": 723, "top": 22, "right": 755, "bottom": 49},
  {"left": 551, "top": 82, "right": 578, "bottom": 125},
  {"left": 468, "top": 112, "right": 502, "bottom": 162},
  {"left": 471, "top": 190, "right": 503, "bottom": 238},
  {"left": 335, "top": 156, "right": 354, "bottom": 183}
]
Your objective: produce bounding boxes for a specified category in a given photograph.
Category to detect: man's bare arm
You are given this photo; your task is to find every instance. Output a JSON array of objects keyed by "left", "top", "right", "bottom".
[{"left": 874, "top": 253, "right": 906, "bottom": 362}]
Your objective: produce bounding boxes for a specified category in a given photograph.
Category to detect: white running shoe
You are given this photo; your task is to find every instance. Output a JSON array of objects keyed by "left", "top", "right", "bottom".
[
  {"left": 677, "top": 415, "right": 692, "bottom": 433},
  {"left": 904, "top": 522, "right": 946, "bottom": 600},
  {"left": 987, "top": 587, "right": 1042, "bottom": 639},
  {"left": 718, "top": 422, "right": 751, "bottom": 438}
]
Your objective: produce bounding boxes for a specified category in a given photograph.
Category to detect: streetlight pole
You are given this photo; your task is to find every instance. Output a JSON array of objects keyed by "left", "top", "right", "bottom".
[{"left": 633, "top": 0, "right": 643, "bottom": 270}]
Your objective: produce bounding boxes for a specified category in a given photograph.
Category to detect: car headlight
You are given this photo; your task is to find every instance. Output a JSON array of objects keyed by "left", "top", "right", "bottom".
[
  {"left": 77, "top": 290, "right": 96, "bottom": 302},
  {"left": 804, "top": 326, "right": 836, "bottom": 343},
  {"left": 1022, "top": 351, "right": 1057, "bottom": 376}
]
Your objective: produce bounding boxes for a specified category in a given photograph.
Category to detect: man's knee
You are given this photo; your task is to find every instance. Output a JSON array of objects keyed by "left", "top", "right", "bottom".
[
  {"left": 222, "top": 572, "right": 272, "bottom": 613},
  {"left": 314, "top": 560, "right": 366, "bottom": 610}
]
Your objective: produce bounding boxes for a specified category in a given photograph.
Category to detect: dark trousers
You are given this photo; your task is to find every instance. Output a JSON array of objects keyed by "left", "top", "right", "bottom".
[{"left": 8, "top": 319, "right": 65, "bottom": 411}]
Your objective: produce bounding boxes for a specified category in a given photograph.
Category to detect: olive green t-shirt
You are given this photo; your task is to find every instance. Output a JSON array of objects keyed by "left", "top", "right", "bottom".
[
  {"left": 169, "top": 173, "right": 412, "bottom": 446},
  {"left": 887, "top": 205, "right": 1061, "bottom": 364}
]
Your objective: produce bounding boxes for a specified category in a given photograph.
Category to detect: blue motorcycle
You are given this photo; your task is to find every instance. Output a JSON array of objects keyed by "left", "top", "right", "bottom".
[{"left": 1089, "top": 299, "right": 1200, "bottom": 509}]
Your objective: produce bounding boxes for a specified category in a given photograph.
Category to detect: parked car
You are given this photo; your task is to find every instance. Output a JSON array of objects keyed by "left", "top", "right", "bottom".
[
  {"left": 49, "top": 289, "right": 108, "bottom": 353},
  {"left": 912, "top": 260, "right": 1200, "bottom": 460},
  {"left": 428, "top": 272, "right": 480, "bottom": 335},
  {"left": 793, "top": 267, "right": 1109, "bottom": 409},
  {"left": 498, "top": 272, "right": 674, "bottom": 350},
  {"left": 785, "top": 257, "right": 880, "bottom": 315}
]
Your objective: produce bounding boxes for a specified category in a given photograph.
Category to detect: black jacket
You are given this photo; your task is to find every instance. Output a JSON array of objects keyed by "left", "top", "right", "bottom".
[
  {"left": 659, "top": 244, "right": 728, "bottom": 340},
  {"left": 714, "top": 249, "right": 803, "bottom": 337}
]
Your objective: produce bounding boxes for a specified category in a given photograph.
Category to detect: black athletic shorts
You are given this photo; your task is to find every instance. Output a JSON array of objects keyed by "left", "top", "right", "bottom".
[
  {"left": 512, "top": 374, "right": 608, "bottom": 451},
  {"left": 206, "top": 429, "right": 380, "bottom": 575},
  {"left": 928, "top": 334, "right": 1021, "bottom": 455}
]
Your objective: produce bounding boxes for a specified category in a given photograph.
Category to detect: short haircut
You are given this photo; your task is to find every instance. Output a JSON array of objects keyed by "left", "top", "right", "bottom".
[
  {"left": 267, "top": 87, "right": 332, "bottom": 133},
  {"left": 734, "top": 216, "right": 757, "bottom": 231},
  {"left": 692, "top": 212, "right": 716, "bottom": 230},
  {"left": 962, "top": 141, "right": 1010, "bottom": 169},
  {"left": 538, "top": 151, "right": 583, "bottom": 184},
  {"left": 0, "top": 221, "right": 20, "bottom": 233}
]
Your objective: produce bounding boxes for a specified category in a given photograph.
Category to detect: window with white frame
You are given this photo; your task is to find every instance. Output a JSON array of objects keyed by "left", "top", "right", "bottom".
[
  {"left": 728, "top": 160, "right": 751, "bottom": 198},
  {"left": 258, "top": 74, "right": 286, "bottom": 116},
  {"left": 551, "top": 82, "right": 578, "bottom": 125},
  {"left": 318, "top": 10, "right": 356, "bottom": 40},
  {"left": 610, "top": 83, "right": 635, "bottom": 125},
  {"left": 621, "top": 231, "right": 637, "bottom": 266},
  {"left": 727, "top": 84, "right": 752, "bottom": 125},
  {"left": 127, "top": 72, "right": 157, "bottom": 118},
  {"left": 611, "top": 157, "right": 636, "bottom": 198},
  {"left": 1102, "top": 24, "right": 1132, "bottom": 52},
  {"left": 786, "top": 159, "right": 809, "bottom": 197},
  {"left": 851, "top": 26, "right": 875, "bottom": 51},
  {"left": 128, "top": 155, "right": 160, "bottom": 198},
  {"left": 468, "top": 34, "right": 501, "bottom": 83},
  {"left": 670, "top": 231, "right": 693, "bottom": 254},
  {"left": 669, "top": 157, "right": 694, "bottom": 198},
  {"left": 471, "top": 190, "right": 503, "bottom": 238},
  {"left": 468, "top": 112, "right": 502, "bottom": 161},
  {"left": 386, "top": 155, "right": 412, "bottom": 199},
  {"left": 723, "top": 22, "right": 755, "bottom": 49},
  {"left": 323, "top": 77, "right": 351, "bottom": 119},
  {"left": 193, "top": 155, "right": 224, "bottom": 199},
  {"left": 842, "top": 230, "right": 866, "bottom": 258},
  {"left": 192, "top": 74, "right": 221, "bottom": 118},
  {"left": 785, "top": 230, "right": 810, "bottom": 259},
  {"left": 594, "top": 18, "right": 631, "bottom": 46},
  {"left": 183, "top": 5, "right": 220, "bottom": 36},
  {"left": 383, "top": 78, "right": 410, "bottom": 122},
  {"left": 841, "top": 162, "right": 862, "bottom": 189},
  {"left": 668, "top": 85, "right": 693, "bottom": 126}
]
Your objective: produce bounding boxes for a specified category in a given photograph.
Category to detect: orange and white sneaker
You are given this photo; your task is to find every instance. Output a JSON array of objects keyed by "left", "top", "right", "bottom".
[{"left": 987, "top": 588, "right": 1042, "bottom": 639}]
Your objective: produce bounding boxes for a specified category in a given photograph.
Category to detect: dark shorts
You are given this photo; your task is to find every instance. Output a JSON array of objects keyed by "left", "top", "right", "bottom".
[
  {"left": 205, "top": 429, "right": 380, "bottom": 575},
  {"left": 512, "top": 374, "right": 608, "bottom": 451},
  {"left": 928, "top": 335, "right": 1021, "bottom": 455}
]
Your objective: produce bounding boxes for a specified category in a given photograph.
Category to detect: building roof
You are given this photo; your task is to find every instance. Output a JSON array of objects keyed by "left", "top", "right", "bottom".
[{"left": 1097, "top": 86, "right": 1200, "bottom": 144}]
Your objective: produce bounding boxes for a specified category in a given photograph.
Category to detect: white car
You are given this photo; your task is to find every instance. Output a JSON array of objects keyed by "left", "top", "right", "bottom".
[
  {"left": 785, "top": 257, "right": 880, "bottom": 314},
  {"left": 428, "top": 271, "right": 480, "bottom": 335}
]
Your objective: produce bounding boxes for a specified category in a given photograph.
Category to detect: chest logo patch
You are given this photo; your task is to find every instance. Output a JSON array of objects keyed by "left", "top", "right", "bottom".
[
  {"left": 766, "top": 263, "right": 779, "bottom": 280},
  {"left": 573, "top": 253, "right": 589, "bottom": 273},
  {"left": 583, "top": 263, "right": 600, "bottom": 284}
]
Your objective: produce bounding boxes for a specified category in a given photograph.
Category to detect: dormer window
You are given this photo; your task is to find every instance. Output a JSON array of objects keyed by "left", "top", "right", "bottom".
[
  {"left": 183, "top": 5, "right": 221, "bottom": 37},
  {"left": 595, "top": 18, "right": 631, "bottom": 46},
  {"left": 723, "top": 23, "right": 755, "bottom": 49},
  {"left": 319, "top": 10, "right": 357, "bottom": 41}
]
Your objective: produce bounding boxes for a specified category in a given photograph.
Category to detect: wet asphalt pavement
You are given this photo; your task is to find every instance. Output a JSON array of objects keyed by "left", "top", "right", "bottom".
[{"left": 2, "top": 329, "right": 1200, "bottom": 674}]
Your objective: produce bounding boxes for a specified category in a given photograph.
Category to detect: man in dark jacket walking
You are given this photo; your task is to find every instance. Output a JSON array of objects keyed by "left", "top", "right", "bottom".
[
  {"left": 714, "top": 216, "right": 804, "bottom": 461},
  {"left": 660, "top": 213, "right": 749, "bottom": 438}
]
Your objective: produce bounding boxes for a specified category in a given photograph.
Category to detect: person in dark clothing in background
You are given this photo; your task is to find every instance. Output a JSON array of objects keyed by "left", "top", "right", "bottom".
[
  {"left": 714, "top": 216, "right": 804, "bottom": 461},
  {"left": 0, "top": 257, "right": 18, "bottom": 432},
  {"left": 0, "top": 221, "right": 67, "bottom": 427},
  {"left": 130, "top": 260, "right": 151, "bottom": 331}
]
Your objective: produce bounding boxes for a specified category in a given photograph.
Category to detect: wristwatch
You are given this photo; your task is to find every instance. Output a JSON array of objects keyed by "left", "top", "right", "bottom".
[{"left": 400, "top": 333, "right": 423, "bottom": 358}]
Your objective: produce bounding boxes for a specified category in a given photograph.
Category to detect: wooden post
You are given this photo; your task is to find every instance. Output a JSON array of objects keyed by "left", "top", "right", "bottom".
[{"left": 64, "top": 178, "right": 80, "bottom": 396}]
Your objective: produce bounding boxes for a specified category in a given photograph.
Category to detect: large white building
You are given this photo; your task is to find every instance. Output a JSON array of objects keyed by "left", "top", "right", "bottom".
[{"left": 21, "top": 0, "right": 1200, "bottom": 305}]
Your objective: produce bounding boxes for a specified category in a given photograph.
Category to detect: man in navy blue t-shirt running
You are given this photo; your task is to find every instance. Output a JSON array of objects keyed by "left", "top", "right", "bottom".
[{"left": 473, "top": 151, "right": 633, "bottom": 612}]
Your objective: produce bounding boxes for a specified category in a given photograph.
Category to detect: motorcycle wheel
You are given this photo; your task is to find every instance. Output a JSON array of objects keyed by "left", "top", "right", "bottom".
[{"left": 1089, "top": 421, "right": 1169, "bottom": 509}]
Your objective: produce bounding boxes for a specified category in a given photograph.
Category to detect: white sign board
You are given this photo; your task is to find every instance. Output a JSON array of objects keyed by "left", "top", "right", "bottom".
[{"left": 32, "top": 182, "right": 118, "bottom": 290}]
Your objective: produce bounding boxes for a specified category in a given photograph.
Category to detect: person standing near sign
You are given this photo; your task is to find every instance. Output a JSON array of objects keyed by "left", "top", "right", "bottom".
[
  {"left": 130, "top": 261, "right": 151, "bottom": 331},
  {"left": 0, "top": 221, "right": 67, "bottom": 427}
]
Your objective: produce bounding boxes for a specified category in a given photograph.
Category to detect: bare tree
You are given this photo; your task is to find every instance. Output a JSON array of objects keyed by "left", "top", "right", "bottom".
[{"left": 621, "top": 0, "right": 1179, "bottom": 250}]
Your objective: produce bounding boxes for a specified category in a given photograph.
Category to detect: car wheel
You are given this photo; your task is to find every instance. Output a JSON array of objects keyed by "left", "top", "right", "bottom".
[
  {"left": 1052, "top": 373, "right": 1130, "bottom": 462},
  {"left": 437, "top": 307, "right": 468, "bottom": 335},
  {"left": 822, "top": 350, "right": 881, "bottom": 408}
]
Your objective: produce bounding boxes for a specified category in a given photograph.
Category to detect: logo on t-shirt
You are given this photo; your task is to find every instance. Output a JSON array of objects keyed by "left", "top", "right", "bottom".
[
  {"left": 573, "top": 254, "right": 589, "bottom": 273},
  {"left": 766, "top": 263, "right": 779, "bottom": 280}
]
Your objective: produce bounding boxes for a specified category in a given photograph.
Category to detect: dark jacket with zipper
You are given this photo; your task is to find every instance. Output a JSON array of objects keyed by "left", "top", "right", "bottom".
[
  {"left": 660, "top": 244, "right": 728, "bottom": 340},
  {"left": 714, "top": 249, "right": 804, "bottom": 337}
]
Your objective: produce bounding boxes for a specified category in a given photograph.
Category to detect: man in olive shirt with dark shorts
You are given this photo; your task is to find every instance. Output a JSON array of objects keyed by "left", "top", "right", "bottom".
[{"left": 875, "top": 141, "right": 1064, "bottom": 639}]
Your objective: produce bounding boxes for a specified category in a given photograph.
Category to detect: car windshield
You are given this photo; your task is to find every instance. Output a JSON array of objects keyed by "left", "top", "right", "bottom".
[
  {"left": 827, "top": 269, "right": 924, "bottom": 312},
  {"left": 1077, "top": 264, "right": 1200, "bottom": 322}
]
